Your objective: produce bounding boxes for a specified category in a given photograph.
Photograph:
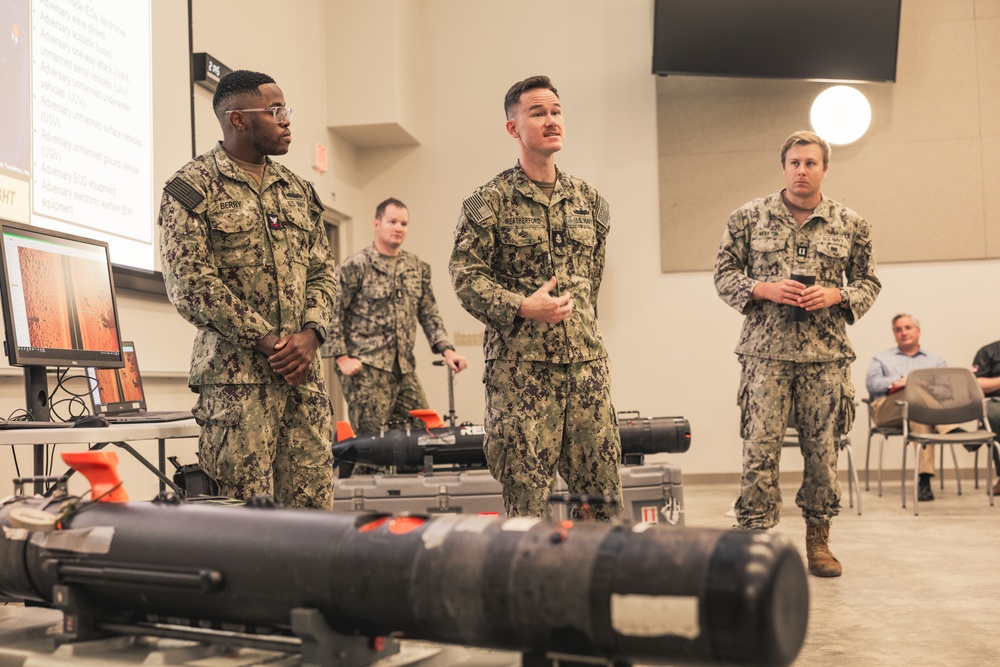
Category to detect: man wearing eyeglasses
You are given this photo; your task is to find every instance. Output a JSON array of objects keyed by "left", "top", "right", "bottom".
[
  {"left": 329, "top": 197, "right": 467, "bottom": 440},
  {"left": 158, "top": 70, "right": 337, "bottom": 510}
]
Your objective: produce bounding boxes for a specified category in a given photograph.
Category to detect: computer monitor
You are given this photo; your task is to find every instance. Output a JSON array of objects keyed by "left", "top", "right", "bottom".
[{"left": 0, "top": 219, "right": 124, "bottom": 420}]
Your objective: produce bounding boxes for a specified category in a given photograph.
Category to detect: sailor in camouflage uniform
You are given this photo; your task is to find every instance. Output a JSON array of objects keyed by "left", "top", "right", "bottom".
[
  {"left": 158, "top": 70, "right": 337, "bottom": 509},
  {"left": 450, "top": 75, "right": 622, "bottom": 521},
  {"left": 715, "top": 130, "right": 881, "bottom": 576},
  {"left": 329, "top": 197, "right": 467, "bottom": 437}
]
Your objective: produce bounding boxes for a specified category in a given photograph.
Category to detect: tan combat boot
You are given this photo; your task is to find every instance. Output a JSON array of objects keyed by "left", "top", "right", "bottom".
[{"left": 805, "top": 523, "right": 842, "bottom": 577}]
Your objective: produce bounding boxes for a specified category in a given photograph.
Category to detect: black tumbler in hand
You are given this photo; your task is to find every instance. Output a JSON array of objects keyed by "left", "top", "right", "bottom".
[{"left": 788, "top": 272, "right": 816, "bottom": 322}]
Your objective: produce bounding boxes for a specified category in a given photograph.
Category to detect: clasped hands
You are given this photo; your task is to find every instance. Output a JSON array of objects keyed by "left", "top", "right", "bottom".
[
  {"left": 258, "top": 329, "right": 321, "bottom": 387},
  {"left": 755, "top": 278, "right": 842, "bottom": 311}
]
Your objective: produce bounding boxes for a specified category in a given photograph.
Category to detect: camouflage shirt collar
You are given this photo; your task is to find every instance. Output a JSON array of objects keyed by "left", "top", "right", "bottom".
[
  {"left": 771, "top": 189, "right": 835, "bottom": 225},
  {"left": 364, "top": 243, "right": 406, "bottom": 274},
  {"left": 512, "top": 161, "right": 568, "bottom": 207},
  {"left": 211, "top": 142, "right": 289, "bottom": 191}
]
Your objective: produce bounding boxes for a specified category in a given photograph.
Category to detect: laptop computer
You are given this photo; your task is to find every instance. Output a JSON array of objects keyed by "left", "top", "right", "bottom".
[{"left": 86, "top": 341, "right": 194, "bottom": 424}]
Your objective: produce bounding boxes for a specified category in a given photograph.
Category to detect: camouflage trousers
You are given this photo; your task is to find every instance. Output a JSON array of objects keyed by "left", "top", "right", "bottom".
[
  {"left": 483, "top": 358, "right": 622, "bottom": 521},
  {"left": 335, "top": 363, "right": 428, "bottom": 436},
  {"left": 736, "top": 356, "right": 855, "bottom": 528},
  {"left": 193, "top": 381, "right": 334, "bottom": 509}
]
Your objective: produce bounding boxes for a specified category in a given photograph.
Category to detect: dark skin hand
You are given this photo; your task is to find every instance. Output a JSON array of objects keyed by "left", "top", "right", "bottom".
[{"left": 255, "top": 330, "right": 321, "bottom": 386}]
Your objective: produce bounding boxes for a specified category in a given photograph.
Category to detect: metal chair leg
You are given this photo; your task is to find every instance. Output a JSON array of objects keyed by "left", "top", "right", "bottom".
[
  {"left": 848, "top": 471, "right": 856, "bottom": 511},
  {"left": 877, "top": 437, "right": 885, "bottom": 498},
  {"left": 841, "top": 440, "right": 854, "bottom": 510},
  {"left": 973, "top": 447, "right": 980, "bottom": 490},
  {"left": 901, "top": 443, "right": 908, "bottom": 509},
  {"left": 865, "top": 432, "right": 872, "bottom": 491},
  {"left": 939, "top": 445, "right": 945, "bottom": 490},
  {"left": 949, "top": 444, "right": 962, "bottom": 496},
  {"left": 843, "top": 440, "right": 861, "bottom": 515}
]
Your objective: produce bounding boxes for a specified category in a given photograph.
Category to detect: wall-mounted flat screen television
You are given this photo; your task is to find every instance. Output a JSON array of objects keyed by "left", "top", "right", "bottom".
[{"left": 652, "top": 0, "right": 902, "bottom": 83}]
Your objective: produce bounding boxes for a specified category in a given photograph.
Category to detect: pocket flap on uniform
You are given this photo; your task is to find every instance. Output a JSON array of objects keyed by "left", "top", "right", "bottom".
[
  {"left": 816, "top": 236, "right": 849, "bottom": 259},
  {"left": 750, "top": 234, "right": 787, "bottom": 253},
  {"left": 566, "top": 223, "right": 596, "bottom": 247},
  {"left": 499, "top": 226, "right": 546, "bottom": 247}
]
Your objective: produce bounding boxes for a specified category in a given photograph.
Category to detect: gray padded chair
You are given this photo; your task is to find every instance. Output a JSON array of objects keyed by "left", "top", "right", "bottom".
[
  {"left": 864, "top": 394, "right": 984, "bottom": 496},
  {"left": 783, "top": 401, "right": 861, "bottom": 515},
  {"left": 898, "top": 367, "right": 1000, "bottom": 515}
]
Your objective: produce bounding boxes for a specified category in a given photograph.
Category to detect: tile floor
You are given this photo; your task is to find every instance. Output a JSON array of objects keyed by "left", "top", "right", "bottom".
[{"left": 681, "top": 477, "right": 1000, "bottom": 666}]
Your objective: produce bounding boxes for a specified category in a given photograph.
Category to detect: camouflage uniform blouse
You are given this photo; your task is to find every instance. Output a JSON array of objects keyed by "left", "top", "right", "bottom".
[
  {"left": 450, "top": 163, "right": 609, "bottom": 363},
  {"left": 328, "top": 244, "right": 452, "bottom": 373},
  {"left": 158, "top": 143, "right": 337, "bottom": 386},
  {"left": 714, "top": 191, "right": 881, "bottom": 362}
]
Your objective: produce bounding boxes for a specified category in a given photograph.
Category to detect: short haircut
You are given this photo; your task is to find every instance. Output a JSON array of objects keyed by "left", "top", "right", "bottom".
[
  {"left": 375, "top": 197, "right": 407, "bottom": 220},
  {"left": 780, "top": 130, "right": 831, "bottom": 168},
  {"left": 213, "top": 70, "right": 276, "bottom": 114},
  {"left": 892, "top": 313, "right": 920, "bottom": 328},
  {"left": 504, "top": 75, "right": 559, "bottom": 120}
]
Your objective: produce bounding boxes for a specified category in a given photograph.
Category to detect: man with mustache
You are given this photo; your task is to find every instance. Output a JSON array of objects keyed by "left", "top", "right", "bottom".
[
  {"left": 159, "top": 70, "right": 337, "bottom": 509},
  {"left": 450, "top": 75, "right": 622, "bottom": 521}
]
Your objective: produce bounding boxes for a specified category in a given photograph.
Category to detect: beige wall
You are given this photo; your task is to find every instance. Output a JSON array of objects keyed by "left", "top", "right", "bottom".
[
  {"left": 320, "top": 0, "right": 1000, "bottom": 484},
  {"left": 4, "top": 0, "right": 999, "bottom": 500},
  {"left": 660, "top": 0, "right": 1000, "bottom": 271}
]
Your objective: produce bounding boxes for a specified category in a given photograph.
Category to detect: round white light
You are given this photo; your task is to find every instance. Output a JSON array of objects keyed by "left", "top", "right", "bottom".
[{"left": 810, "top": 86, "right": 871, "bottom": 145}]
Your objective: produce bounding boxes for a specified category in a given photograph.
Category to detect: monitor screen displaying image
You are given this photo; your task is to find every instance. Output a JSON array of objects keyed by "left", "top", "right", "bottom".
[
  {"left": 0, "top": 219, "right": 124, "bottom": 369},
  {"left": 87, "top": 341, "right": 145, "bottom": 415}
]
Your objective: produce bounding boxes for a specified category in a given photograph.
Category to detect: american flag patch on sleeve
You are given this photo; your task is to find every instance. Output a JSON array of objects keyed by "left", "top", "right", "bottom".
[
  {"left": 596, "top": 196, "right": 610, "bottom": 226},
  {"left": 462, "top": 193, "right": 492, "bottom": 223},
  {"left": 164, "top": 177, "right": 205, "bottom": 211}
]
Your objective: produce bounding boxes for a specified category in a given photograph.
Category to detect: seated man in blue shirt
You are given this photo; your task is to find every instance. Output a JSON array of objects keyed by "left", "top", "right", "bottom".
[{"left": 866, "top": 313, "right": 951, "bottom": 501}]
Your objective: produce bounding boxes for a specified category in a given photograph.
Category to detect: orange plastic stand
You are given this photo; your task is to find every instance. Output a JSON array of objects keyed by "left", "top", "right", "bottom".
[
  {"left": 61, "top": 451, "right": 130, "bottom": 502},
  {"left": 409, "top": 409, "right": 445, "bottom": 429},
  {"left": 336, "top": 420, "right": 356, "bottom": 442}
]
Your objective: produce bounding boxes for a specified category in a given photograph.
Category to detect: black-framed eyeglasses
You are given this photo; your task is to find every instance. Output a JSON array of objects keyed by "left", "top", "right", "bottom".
[{"left": 225, "top": 106, "right": 293, "bottom": 123}]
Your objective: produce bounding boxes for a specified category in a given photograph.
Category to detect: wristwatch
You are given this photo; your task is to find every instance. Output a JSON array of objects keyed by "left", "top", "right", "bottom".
[
  {"left": 302, "top": 322, "right": 327, "bottom": 345},
  {"left": 839, "top": 289, "right": 850, "bottom": 309}
]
